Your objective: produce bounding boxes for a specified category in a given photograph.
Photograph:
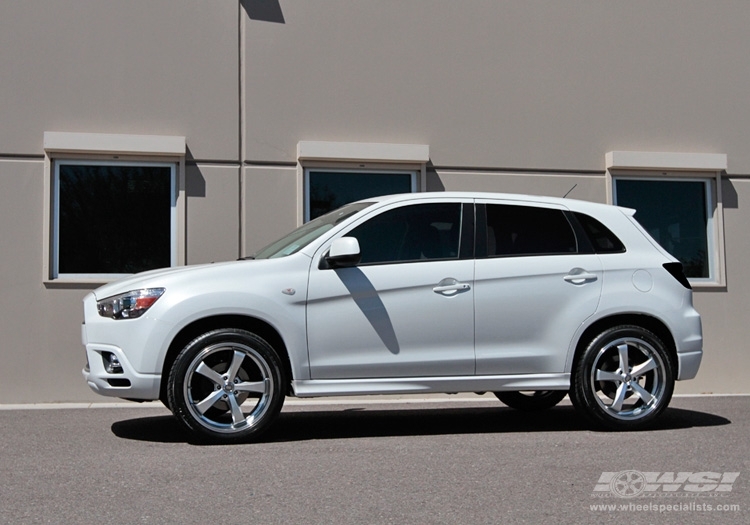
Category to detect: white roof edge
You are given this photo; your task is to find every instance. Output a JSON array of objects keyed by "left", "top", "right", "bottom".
[
  {"left": 606, "top": 151, "right": 727, "bottom": 171},
  {"left": 297, "top": 141, "right": 430, "bottom": 163},
  {"left": 44, "top": 131, "right": 186, "bottom": 156}
]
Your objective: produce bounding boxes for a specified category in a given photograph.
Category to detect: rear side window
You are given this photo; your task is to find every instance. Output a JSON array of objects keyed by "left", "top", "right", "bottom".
[
  {"left": 485, "top": 204, "right": 577, "bottom": 257},
  {"left": 573, "top": 212, "right": 625, "bottom": 254}
]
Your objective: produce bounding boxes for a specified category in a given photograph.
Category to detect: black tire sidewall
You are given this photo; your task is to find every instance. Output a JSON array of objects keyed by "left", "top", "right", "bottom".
[{"left": 167, "top": 328, "right": 286, "bottom": 443}]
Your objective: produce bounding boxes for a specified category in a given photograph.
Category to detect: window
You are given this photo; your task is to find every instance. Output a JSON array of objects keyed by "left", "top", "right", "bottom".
[
  {"left": 296, "top": 141, "right": 429, "bottom": 223},
  {"left": 614, "top": 178, "right": 713, "bottom": 279},
  {"left": 53, "top": 160, "right": 177, "bottom": 279},
  {"left": 606, "top": 151, "right": 726, "bottom": 286},
  {"left": 484, "top": 204, "right": 577, "bottom": 257},
  {"left": 253, "top": 202, "right": 372, "bottom": 259},
  {"left": 305, "top": 169, "right": 416, "bottom": 221},
  {"left": 346, "top": 203, "right": 463, "bottom": 265},
  {"left": 573, "top": 212, "right": 625, "bottom": 254}
]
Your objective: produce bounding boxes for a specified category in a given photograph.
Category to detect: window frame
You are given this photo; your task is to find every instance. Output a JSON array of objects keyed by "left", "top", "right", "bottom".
[
  {"left": 42, "top": 132, "right": 186, "bottom": 285},
  {"left": 605, "top": 150, "right": 727, "bottom": 288},
  {"left": 51, "top": 159, "right": 178, "bottom": 281}
]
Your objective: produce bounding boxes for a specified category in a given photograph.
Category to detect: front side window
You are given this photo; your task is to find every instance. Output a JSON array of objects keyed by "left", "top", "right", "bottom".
[
  {"left": 53, "top": 161, "right": 176, "bottom": 278},
  {"left": 614, "top": 178, "right": 713, "bottom": 279},
  {"left": 484, "top": 204, "right": 577, "bottom": 257},
  {"left": 346, "top": 203, "right": 463, "bottom": 265},
  {"left": 305, "top": 169, "right": 416, "bottom": 221}
]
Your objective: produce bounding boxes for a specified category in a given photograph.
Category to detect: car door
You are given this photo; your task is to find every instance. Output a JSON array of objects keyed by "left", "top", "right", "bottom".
[
  {"left": 306, "top": 199, "right": 475, "bottom": 379},
  {"left": 474, "top": 200, "right": 603, "bottom": 375}
]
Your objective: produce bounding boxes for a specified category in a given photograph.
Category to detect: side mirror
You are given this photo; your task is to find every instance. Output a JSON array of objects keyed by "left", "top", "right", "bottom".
[{"left": 324, "top": 237, "right": 361, "bottom": 268}]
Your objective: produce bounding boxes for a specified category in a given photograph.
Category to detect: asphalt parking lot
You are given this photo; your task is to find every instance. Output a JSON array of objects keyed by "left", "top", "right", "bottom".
[{"left": 0, "top": 395, "right": 747, "bottom": 524}]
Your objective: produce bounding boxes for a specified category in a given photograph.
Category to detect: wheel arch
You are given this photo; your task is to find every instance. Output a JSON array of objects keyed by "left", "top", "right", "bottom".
[
  {"left": 159, "top": 314, "right": 293, "bottom": 406},
  {"left": 571, "top": 314, "right": 677, "bottom": 379}
]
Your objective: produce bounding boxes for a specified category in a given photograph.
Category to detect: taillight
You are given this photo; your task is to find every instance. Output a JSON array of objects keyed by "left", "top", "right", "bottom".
[{"left": 663, "top": 263, "right": 691, "bottom": 290}]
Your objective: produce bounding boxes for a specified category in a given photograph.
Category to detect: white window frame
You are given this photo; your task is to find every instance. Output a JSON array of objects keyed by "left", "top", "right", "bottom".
[
  {"left": 52, "top": 159, "right": 178, "bottom": 280},
  {"left": 606, "top": 151, "right": 727, "bottom": 288},
  {"left": 43, "top": 132, "right": 186, "bottom": 284},
  {"left": 303, "top": 168, "right": 417, "bottom": 222}
]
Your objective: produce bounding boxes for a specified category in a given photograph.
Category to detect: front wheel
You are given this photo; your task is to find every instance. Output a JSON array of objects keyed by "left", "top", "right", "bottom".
[
  {"left": 494, "top": 390, "right": 567, "bottom": 411},
  {"left": 570, "top": 325, "right": 674, "bottom": 430},
  {"left": 168, "top": 328, "right": 286, "bottom": 443}
]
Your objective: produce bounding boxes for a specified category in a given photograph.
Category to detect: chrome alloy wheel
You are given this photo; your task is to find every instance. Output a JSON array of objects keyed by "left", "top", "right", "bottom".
[
  {"left": 183, "top": 342, "right": 274, "bottom": 434},
  {"left": 589, "top": 336, "right": 666, "bottom": 421}
]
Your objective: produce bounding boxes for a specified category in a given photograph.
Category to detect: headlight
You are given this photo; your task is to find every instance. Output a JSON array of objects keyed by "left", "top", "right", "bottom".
[{"left": 97, "top": 288, "right": 165, "bottom": 319}]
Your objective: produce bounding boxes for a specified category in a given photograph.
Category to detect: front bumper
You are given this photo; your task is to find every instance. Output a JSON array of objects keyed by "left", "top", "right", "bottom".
[
  {"left": 81, "top": 320, "right": 161, "bottom": 400},
  {"left": 82, "top": 343, "right": 161, "bottom": 399}
]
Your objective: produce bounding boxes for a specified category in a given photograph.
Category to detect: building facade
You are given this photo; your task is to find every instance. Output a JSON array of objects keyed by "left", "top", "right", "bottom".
[{"left": 1, "top": 0, "right": 748, "bottom": 403}]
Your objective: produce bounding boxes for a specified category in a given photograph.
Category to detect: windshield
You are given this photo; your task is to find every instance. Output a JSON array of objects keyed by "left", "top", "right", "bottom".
[{"left": 252, "top": 202, "right": 373, "bottom": 259}]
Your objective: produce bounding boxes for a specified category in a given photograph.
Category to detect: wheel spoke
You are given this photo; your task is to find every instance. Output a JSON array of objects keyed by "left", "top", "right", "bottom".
[
  {"left": 228, "top": 394, "right": 245, "bottom": 426},
  {"left": 195, "top": 389, "right": 225, "bottom": 415},
  {"left": 617, "top": 343, "right": 630, "bottom": 372},
  {"left": 611, "top": 382, "right": 628, "bottom": 412},
  {"left": 595, "top": 370, "right": 622, "bottom": 382},
  {"left": 235, "top": 379, "right": 267, "bottom": 394},
  {"left": 630, "top": 357, "right": 657, "bottom": 378},
  {"left": 195, "top": 362, "right": 224, "bottom": 386},
  {"left": 630, "top": 382, "right": 655, "bottom": 405},
  {"left": 226, "top": 350, "right": 246, "bottom": 382}
]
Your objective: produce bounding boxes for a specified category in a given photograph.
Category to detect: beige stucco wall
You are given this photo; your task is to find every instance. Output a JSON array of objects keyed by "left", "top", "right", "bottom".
[{"left": 0, "top": 1, "right": 748, "bottom": 402}]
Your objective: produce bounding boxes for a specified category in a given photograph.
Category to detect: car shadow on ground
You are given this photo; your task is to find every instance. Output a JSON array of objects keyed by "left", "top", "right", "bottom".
[{"left": 110, "top": 404, "right": 731, "bottom": 445}]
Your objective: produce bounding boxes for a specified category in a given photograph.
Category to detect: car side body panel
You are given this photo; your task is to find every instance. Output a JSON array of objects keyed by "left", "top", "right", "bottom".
[{"left": 81, "top": 192, "right": 702, "bottom": 407}]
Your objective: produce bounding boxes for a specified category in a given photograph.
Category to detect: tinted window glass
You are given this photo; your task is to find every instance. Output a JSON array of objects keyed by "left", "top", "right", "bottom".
[
  {"left": 307, "top": 171, "right": 414, "bottom": 220},
  {"left": 57, "top": 162, "right": 172, "bottom": 275},
  {"left": 616, "top": 179, "right": 710, "bottom": 278},
  {"left": 254, "top": 202, "right": 371, "bottom": 259},
  {"left": 485, "top": 204, "right": 577, "bottom": 256},
  {"left": 573, "top": 212, "right": 625, "bottom": 254},
  {"left": 347, "top": 203, "right": 462, "bottom": 264}
]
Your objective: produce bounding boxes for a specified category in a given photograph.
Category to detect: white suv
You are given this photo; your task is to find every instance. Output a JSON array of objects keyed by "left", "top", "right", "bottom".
[{"left": 82, "top": 192, "right": 702, "bottom": 442}]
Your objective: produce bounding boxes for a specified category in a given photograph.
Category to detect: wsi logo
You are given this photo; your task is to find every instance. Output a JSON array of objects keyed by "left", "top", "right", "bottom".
[{"left": 593, "top": 471, "right": 740, "bottom": 498}]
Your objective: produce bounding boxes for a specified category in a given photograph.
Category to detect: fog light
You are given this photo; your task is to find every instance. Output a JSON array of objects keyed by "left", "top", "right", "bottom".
[{"left": 103, "top": 352, "right": 124, "bottom": 374}]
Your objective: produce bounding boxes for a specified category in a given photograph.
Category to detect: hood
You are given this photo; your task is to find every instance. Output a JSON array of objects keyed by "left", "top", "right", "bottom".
[{"left": 92, "top": 260, "right": 242, "bottom": 299}]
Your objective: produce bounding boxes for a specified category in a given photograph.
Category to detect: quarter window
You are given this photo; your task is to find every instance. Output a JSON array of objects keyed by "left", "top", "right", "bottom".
[
  {"left": 614, "top": 178, "right": 712, "bottom": 279},
  {"left": 53, "top": 160, "right": 176, "bottom": 278},
  {"left": 573, "top": 212, "right": 625, "bottom": 254}
]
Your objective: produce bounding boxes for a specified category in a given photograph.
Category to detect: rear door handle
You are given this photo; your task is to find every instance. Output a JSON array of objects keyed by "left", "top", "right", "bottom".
[
  {"left": 433, "top": 278, "right": 471, "bottom": 295},
  {"left": 564, "top": 268, "right": 598, "bottom": 285}
]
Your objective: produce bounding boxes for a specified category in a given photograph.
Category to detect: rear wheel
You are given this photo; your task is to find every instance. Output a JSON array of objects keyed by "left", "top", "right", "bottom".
[
  {"left": 168, "top": 328, "right": 285, "bottom": 443},
  {"left": 571, "top": 325, "right": 674, "bottom": 430},
  {"left": 494, "top": 390, "right": 567, "bottom": 411}
]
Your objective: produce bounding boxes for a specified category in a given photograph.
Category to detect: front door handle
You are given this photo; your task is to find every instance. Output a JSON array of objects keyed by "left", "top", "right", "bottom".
[
  {"left": 433, "top": 278, "right": 471, "bottom": 295},
  {"left": 564, "top": 268, "right": 598, "bottom": 285}
]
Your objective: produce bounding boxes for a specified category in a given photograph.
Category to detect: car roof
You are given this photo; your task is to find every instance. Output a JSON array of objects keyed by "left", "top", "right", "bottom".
[{"left": 356, "top": 191, "right": 635, "bottom": 215}]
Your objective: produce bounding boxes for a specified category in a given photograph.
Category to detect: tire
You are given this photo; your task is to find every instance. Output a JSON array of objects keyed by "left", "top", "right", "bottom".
[
  {"left": 494, "top": 390, "right": 567, "bottom": 411},
  {"left": 168, "top": 328, "right": 286, "bottom": 443},
  {"left": 570, "top": 325, "right": 674, "bottom": 430}
]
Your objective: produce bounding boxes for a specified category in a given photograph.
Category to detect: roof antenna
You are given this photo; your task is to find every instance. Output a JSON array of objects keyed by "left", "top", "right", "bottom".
[{"left": 563, "top": 184, "right": 577, "bottom": 198}]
